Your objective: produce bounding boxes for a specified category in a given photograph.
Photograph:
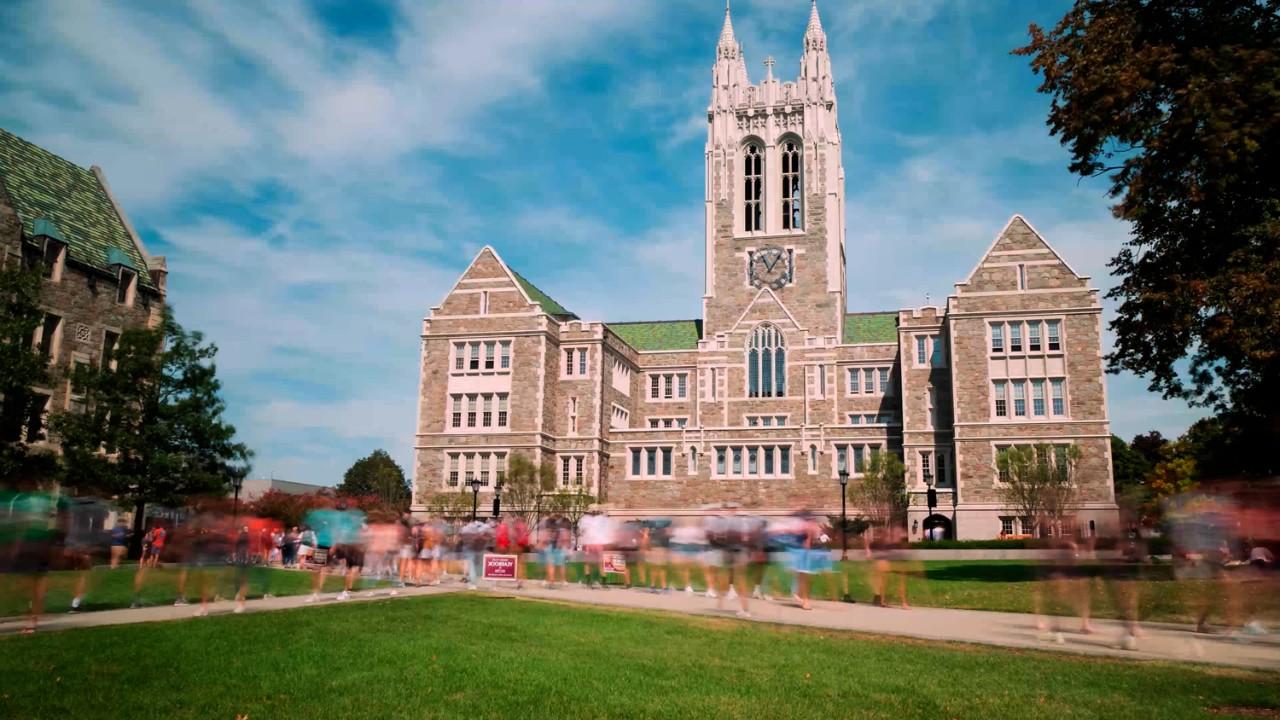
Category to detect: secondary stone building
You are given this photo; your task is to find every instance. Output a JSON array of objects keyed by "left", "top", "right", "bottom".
[
  {"left": 0, "top": 128, "right": 168, "bottom": 450},
  {"left": 412, "top": 3, "right": 1118, "bottom": 539}
]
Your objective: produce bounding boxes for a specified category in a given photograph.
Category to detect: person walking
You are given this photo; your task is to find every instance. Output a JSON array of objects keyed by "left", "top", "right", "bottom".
[{"left": 109, "top": 520, "right": 129, "bottom": 569}]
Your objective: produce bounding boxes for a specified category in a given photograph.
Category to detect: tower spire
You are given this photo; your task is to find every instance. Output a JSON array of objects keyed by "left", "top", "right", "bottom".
[
  {"left": 805, "top": 0, "right": 826, "bottom": 49},
  {"left": 718, "top": 1, "right": 737, "bottom": 50}
]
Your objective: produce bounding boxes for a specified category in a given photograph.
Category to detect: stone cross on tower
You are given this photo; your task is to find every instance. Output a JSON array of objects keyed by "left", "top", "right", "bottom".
[{"left": 763, "top": 55, "right": 775, "bottom": 81}]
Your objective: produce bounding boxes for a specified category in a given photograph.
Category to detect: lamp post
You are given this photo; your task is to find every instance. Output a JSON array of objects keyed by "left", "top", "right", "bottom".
[
  {"left": 231, "top": 476, "right": 244, "bottom": 525},
  {"left": 492, "top": 481, "right": 503, "bottom": 519},
  {"left": 838, "top": 468, "right": 850, "bottom": 561},
  {"left": 923, "top": 468, "right": 936, "bottom": 541},
  {"left": 468, "top": 478, "right": 482, "bottom": 521}
]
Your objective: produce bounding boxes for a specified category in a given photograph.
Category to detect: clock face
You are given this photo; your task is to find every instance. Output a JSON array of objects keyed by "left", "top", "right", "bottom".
[{"left": 749, "top": 246, "right": 791, "bottom": 290}]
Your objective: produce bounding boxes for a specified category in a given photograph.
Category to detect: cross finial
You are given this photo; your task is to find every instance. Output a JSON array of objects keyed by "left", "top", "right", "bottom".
[{"left": 763, "top": 56, "right": 775, "bottom": 80}]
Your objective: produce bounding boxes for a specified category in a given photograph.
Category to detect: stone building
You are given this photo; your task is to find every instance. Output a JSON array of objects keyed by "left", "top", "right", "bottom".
[
  {"left": 0, "top": 128, "right": 168, "bottom": 449},
  {"left": 412, "top": 3, "right": 1118, "bottom": 539}
]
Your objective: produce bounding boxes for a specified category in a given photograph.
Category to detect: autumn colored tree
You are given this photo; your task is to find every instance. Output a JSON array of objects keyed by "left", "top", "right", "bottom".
[{"left": 1017, "top": 1, "right": 1280, "bottom": 474}]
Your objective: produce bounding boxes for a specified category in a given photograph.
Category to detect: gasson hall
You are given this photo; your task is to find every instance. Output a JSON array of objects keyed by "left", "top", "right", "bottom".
[{"left": 411, "top": 2, "right": 1119, "bottom": 540}]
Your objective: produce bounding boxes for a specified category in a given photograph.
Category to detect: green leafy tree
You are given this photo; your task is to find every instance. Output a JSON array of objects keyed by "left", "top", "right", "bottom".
[
  {"left": 1016, "top": 1, "right": 1280, "bottom": 472},
  {"left": 545, "top": 485, "right": 595, "bottom": 548},
  {"left": 501, "top": 454, "right": 556, "bottom": 525},
  {"left": 851, "top": 452, "right": 908, "bottom": 531},
  {"left": 337, "top": 449, "right": 409, "bottom": 510},
  {"left": 51, "top": 309, "right": 252, "bottom": 553},
  {"left": 997, "top": 444, "right": 1082, "bottom": 537},
  {"left": 1110, "top": 434, "right": 1152, "bottom": 491},
  {"left": 0, "top": 260, "right": 58, "bottom": 484},
  {"left": 423, "top": 489, "right": 472, "bottom": 519}
]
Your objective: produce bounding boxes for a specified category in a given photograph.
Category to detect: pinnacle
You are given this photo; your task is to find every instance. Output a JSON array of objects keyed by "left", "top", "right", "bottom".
[
  {"left": 806, "top": 0, "right": 824, "bottom": 37},
  {"left": 718, "top": 1, "right": 737, "bottom": 47}
]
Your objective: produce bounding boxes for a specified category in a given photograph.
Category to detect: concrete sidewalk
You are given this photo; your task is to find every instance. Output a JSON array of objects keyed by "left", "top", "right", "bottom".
[
  {"left": 4, "top": 578, "right": 1277, "bottom": 671},
  {"left": 494, "top": 581, "right": 1280, "bottom": 671}
]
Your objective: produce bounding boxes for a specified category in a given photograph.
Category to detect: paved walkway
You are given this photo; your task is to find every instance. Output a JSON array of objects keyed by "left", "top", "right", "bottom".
[{"left": 4, "top": 580, "right": 1277, "bottom": 670}]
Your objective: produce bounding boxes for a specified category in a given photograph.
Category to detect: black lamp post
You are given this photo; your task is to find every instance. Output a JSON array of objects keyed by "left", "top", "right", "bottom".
[
  {"left": 468, "top": 478, "right": 482, "bottom": 521},
  {"left": 838, "top": 468, "right": 850, "bottom": 561},
  {"left": 923, "top": 468, "right": 936, "bottom": 541},
  {"left": 492, "top": 481, "right": 503, "bottom": 519},
  {"left": 231, "top": 476, "right": 244, "bottom": 524}
]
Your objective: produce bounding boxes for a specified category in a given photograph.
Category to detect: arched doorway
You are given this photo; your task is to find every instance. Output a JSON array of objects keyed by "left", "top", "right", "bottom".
[{"left": 922, "top": 514, "right": 953, "bottom": 541}]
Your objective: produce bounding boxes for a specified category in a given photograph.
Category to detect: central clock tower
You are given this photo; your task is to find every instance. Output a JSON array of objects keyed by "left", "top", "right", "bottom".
[{"left": 701, "top": 1, "right": 846, "bottom": 343}]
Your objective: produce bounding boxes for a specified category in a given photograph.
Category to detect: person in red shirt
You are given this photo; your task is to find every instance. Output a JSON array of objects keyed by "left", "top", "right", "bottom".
[{"left": 148, "top": 526, "right": 167, "bottom": 568}]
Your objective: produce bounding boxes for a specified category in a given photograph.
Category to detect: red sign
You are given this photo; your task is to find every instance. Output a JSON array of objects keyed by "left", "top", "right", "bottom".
[
  {"left": 603, "top": 552, "right": 627, "bottom": 574},
  {"left": 482, "top": 553, "right": 518, "bottom": 580}
]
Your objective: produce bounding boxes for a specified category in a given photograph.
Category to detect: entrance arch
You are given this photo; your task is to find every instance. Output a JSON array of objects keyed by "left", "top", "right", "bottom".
[{"left": 922, "top": 514, "right": 953, "bottom": 541}]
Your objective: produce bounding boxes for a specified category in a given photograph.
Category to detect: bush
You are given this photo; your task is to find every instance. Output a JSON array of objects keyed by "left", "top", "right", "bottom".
[{"left": 909, "top": 537, "right": 1119, "bottom": 550}]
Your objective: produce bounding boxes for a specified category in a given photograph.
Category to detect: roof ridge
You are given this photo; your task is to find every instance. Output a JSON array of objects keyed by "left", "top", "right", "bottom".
[
  {"left": 507, "top": 266, "right": 575, "bottom": 318},
  {"left": 607, "top": 319, "right": 702, "bottom": 325}
]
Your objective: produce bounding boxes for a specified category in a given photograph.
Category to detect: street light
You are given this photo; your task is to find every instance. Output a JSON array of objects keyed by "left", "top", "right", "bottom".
[
  {"left": 468, "top": 478, "right": 482, "bottom": 521},
  {"left": 231, "top": 476, "right": 245, "bottom": 524},
  {"left": 837, "top": 468, "right": 850, "bottom": 561},
  {"left": 492, "top": 481, "right": 503, "bottom": 519},
  {"left": 923, "top": 468, "right": 936, "bottom": 541}
]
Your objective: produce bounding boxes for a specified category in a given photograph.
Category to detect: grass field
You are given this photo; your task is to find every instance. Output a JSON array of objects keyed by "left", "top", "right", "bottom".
[
  {"left": 1, "top": 593, "right": 1277, "bottom": 719},
  {"left": 5, "top": 560, "right": 1276, "bottom": 626}
]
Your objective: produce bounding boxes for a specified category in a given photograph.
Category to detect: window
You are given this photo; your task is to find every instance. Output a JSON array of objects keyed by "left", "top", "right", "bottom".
[
  {"left": 743, "top": 142, "right": 763, "bottom": 232},
  {"left": 1028, "top": 322, "right": 1042, "bottom": 352},
  {"left": 568, "top": 397, "right": 578, "bottom": 435},
  {"left": 24, "top": 392, "right": 50, "bottom": 442},
  {"left": 1051, "top": 379, "right": 1065, "bottom": 415},
  {"left": 563, "top": 348, "right": 589, "bottom": 377},
  {"left": 575, "top": 457, "right": 585, "bottom": 485},
  {"left": 42, "top": 240, "right": 66, "bottom": 282},
  {"left": 500, "top": 341, "right": 511, "bottom": 370},
  {"left": 747, "top": 324, "right": 786, "bottom": 397},
  {"left": 688, "top": 447, "right": 698, "bottom": 474},
  {"left": 628, "top": 446, "right": 675, "bottom": 478},
  {"left": 863, "top": 368, "right": 874, "bottom": 394},
  {"left": 1012, "top": 382, "right": 1026, "bottom": 417},
  {"left": 647, "top": 417, "right": 688, "bottom": 429},
  {"left": 994, "top": 443, "right": 1073, "bottom": 486},
  {"left": 781, "top": 139, "right": 802, "bottom": 230},
  {"left": 915, "top": 336, "right": 927, "bottom": 365},
  {"left": 914, "top": 334, "right": 945, "bottom": 368},
  {"left": 991, "top": 324, "right": 1004, "bottom": 353},
  {"left": 848, "top": 368, "right": 860, "bottom": 394},
  {"left": 993, "top": 380, "right": 1008, "bottom": 417},
  {"left": 808, "top": 444, "right": 818, "bottom": 472},
  {"left": 1047, "top": 321, "right": 1061, "bottom": 352},
  {"left": 484, "top": 341, "right": 495, "bottom": 370},
  {"left": 1009, "top": 324, "right": 1022, "bottom": 352},
  {"left": 712, "top": 445, "right": 792, "bottom": 478},
  {"left": 1001, "top": 517, "right": 1014, "bottom": 536},
  {"left": 1031, "top": 380, "right": 1046, "bottom": 417},
  {"left": 937, "top": 451, "right": 949, "bottom": 487},
  {"left": 67, "top": 356, "right": 90, "bottom": 411},
  {"left": 452, "top": 340, "right": 513, "bottom": 374},
  {"left": 454, "top": 344, "right": 465, "bottom": 371},
  {"left": 37, "top": 313, "right": 61, "bottom": 363},
  {"left": 745, "top": 415, "right": 787, "bottom": 427},
  {"left": 451, "top": 393, "right": 508, "bottom": 430},
  {"left": 920, "top": 451, "right": 932, "bottom": 485},
  {"left": 708, "top": 367, "right": 718, "bottom": 400},
  {"left": 1017, "top": 263, "right": 1027, "bottom": 290},
  {"left": 445, "top": 451, "right": 506, "bottom": 489},
  {"left": 117, "top": 269, "right": 136, "bottom": 306},
  {"left": 927, "top": 387, "right": 937, "bottom": 429},
  {"left": 992, "top": 377, "right": 1066, "bottom": 419},
  {"left": 817, "top": 364, "right": 828, "bottom": 398},
  {"left": 102, "top": 330, "right": 119, "bottom": 371},
  {"left": 560, "top": 455, "right": 587, "bottom": 487},
  {"left": 832, "top": 442, "right": 882, "bottom": 476},
  {"left": 648, "top": 373, "right": 689, "bottom": 401},
  {"left": 930, "top": 335, "right": 945, "bottom": 367},
  {"left": 479, "top": 291, "right": 489, "bottom": 315},
  {"left": 879, "top": 368, "right": 892, "bottom": 395}
]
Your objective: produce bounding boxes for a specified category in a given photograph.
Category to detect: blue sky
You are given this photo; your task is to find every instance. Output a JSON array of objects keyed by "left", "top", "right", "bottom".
[{"left": 0, "top": 0, "right": 1205, "bottom": 484}]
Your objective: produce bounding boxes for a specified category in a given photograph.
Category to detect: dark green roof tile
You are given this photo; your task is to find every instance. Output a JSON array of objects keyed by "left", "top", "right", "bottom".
[
  {"left": 608, "top": 320, "right": 702, "bottom": 351},
  {"left": 0, "top": 128, "right": 154, "bottom": 288},
  {"left": 843, "top": 312, "right": 898, "bottom": 344},
  {"left": 509, "top": 268, "right": 575, "bottom": 319}
]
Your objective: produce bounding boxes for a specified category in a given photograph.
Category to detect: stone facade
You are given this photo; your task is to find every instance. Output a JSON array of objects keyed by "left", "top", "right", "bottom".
[
  {"left": 411, "top": 3, "right": 1118, "bottom": 539},
  {"left": 0, "top": 128, "right": 167, "bottom": 448}
]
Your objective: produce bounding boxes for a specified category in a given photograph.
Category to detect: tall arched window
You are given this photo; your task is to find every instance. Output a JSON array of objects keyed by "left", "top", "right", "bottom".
[
  {"left": 747, "top": 324, "right": 786, "bottom": 398},
  {"left": 781, "top": 139, "right": 802, "bottom": 230},
  {"left": 743, "top": 143, "right": 763, "bottom": 232}
]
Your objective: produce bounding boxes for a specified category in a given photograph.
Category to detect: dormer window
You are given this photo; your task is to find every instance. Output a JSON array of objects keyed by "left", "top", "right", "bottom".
[
  {"left": 117, "top": 268, "right": 136, "bottom": 306},
  {"left": 42, "top": 240, "right": 66, "bottom": 282}
]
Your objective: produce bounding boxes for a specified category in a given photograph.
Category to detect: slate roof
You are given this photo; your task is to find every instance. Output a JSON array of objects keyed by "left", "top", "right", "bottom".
[
  {"left": 608, "top": 320, "right": 703, "bottom": 351},
  {"left": 843, "top": 312, "right": 898, "bottom": 344},
  {"left": 0, "top": 128, "right": 154, "bottom": 288},
  {"left": 509, "top": 268, "right": 576, "bottom": 319}
]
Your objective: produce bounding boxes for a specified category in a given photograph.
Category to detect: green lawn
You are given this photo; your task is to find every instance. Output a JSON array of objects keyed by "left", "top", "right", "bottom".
[
  {"left": 1, "top": 593, "right": 1276, "bottom": 719},
  {"left": 0, "top": 566, "right": 370, "bottom": 617}
]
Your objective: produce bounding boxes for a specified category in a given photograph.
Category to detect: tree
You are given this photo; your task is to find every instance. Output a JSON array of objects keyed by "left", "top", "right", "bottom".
[
  {"left": 337, "top": 449, "right": 409, "bottom": 509},
  {"left": 545, "top": 485, "right": 595, "bottom": 548},
  {"left": 251, "top": 489, "right": 332, "bottom": 529},
  {"left": 1129, "top": 431, "right": 1167, "bottom": 470},
  {"left": 1016, "top": 2, "right": 1280, "bottom": 471},
  {"left": 851, "top": 452, "right": 908, "bottom": 531},
  {"left": 0, "top": 260, "right": 58, "bottom": 484},
  {"left": 51, "top": 308, "right": 251, "bottom": 554},
  {"left": 1110, "top": 434, "right": 1152, "bottom": 491},
  {"left": 422, "top": 489, "right": 472, "bottom": 519},
  {"left": 501, "top": 454, "right": 556, "bottom": 525},
  {"left": 997, "top": 444, "right": 1082, "bottom": 537}
]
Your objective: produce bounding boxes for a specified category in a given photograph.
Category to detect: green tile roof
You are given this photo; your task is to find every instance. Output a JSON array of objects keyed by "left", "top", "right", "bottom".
[
  {"left": 509, "top": 268, "right": 576, "bottom": 319},
  {"left": 0, "top": 128, "right": 154, "bottom": 288},
  {"left": 843, "top": 312, "right": 898, "bottom": 344},
  {"left": 608, "top": 320, "right": 703, "bottom": 351}
]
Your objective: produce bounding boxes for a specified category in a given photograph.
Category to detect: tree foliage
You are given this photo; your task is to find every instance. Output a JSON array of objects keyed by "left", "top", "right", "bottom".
[
  {"left": 1109, "top": 434, "right": 1151, "bottom": 491},
  {"left": 337, "top": 449, "right": 409, "bottom": 510},
  {"left": 1016, "top": 1, "right": 1280, "bottom": 470},
  {"left": 0, "top": 261, "right": 57, "bottom": 484},
  {"left": 51, "top": 309, "right": 251, "bottom": 545},
  {"left": 544, "top": 485, "right": 595, "bottom": 547},
  {"left": 851, "top": 452, "right": 908, "bottom": 530},
  {"left": 422, "top": 489, "right": 473, "bottom": 519},
  {"left": 997, "top": 444, "right": 1082, "bottom": 537},
  {"left": 501, "top": 454, "right": 556, "bottom": 525}
]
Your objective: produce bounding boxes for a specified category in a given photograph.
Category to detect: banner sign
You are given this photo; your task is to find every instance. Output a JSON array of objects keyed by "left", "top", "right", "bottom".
[
  {"left": 603, "top": 552, "right": 627, "bottom": 574},
  {"left": 482, "top": 553, "right": 518, "bottom": 580},
  {"left": 312, "top": 548, "right": 328, "bottom": 565}
]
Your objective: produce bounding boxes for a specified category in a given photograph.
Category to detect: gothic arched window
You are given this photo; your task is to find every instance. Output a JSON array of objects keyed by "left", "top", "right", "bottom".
[
  {"left": 743, "top": 143, "right": 764, "bottom": 232},
  {"left": 747, "top": 324, "right": 786, "bottom": 398},
  {"left": 781, "top": 139, "right": 802, "bottom": 230}
]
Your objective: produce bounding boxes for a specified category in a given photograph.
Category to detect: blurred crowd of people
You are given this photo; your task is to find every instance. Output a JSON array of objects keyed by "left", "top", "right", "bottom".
[{"left": 2, "top": 485, "right": 1276, "bottom": 647}]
